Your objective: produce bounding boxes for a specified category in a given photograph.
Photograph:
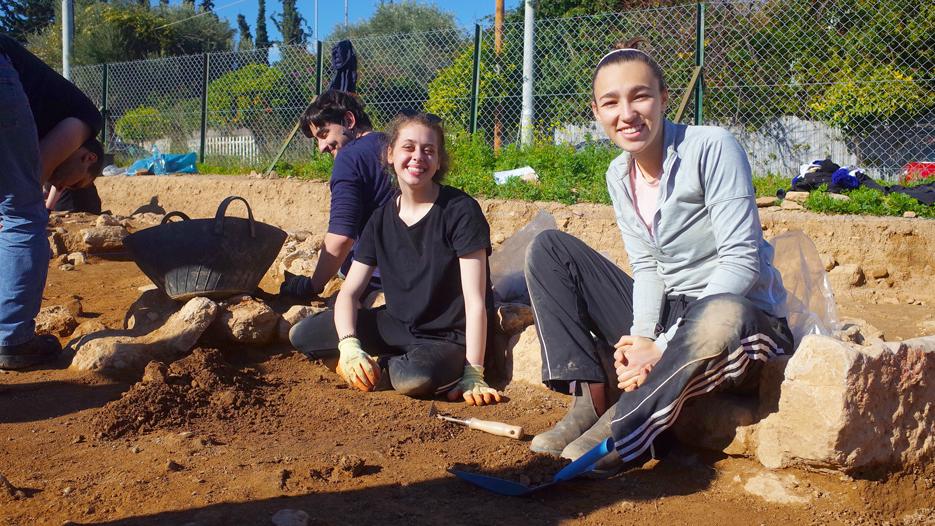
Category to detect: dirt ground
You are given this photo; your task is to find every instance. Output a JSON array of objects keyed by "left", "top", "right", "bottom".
[{"left": 1, "top": 209, "right": 934, "bottom": 525}]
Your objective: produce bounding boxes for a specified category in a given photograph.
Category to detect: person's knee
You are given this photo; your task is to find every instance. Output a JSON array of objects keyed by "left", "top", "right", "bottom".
[
  {"left": 683, "top": 294, "right": 756, "bottom": 352},
  {"left": 288, "top": 312, "right": 332, "bottom": 351},
  {"left": 524, "top": 229, "right": 568, "bottom": 273},
  {"left": 390, "top": 368, "right": 436, "bottom": 398}
]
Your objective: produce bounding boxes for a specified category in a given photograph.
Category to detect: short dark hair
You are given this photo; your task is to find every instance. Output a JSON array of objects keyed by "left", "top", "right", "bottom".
[
  {"left": 383, "top": 111, "right": 449, "bottom": 184},
  {"left": 300, "top": 90, "right": 373, "bottom": 138},
  {"left": 83, "top": 137, "right": 105, "bottom": 180}
]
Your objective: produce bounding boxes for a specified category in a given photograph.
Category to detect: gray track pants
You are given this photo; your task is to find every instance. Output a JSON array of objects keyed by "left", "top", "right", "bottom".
[{"left": 524, "top": 230, "right": 794, "bottom": 461}]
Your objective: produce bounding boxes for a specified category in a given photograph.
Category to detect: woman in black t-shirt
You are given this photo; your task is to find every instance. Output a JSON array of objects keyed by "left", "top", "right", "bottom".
[{"left": 291, "top": 112, "right": 501, "bottom": 406}]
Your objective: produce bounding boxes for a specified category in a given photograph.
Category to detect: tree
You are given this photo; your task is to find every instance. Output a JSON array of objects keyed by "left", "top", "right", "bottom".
[
  {"left": 273, "top": 0, "right": 307, "bottom": 46},
  {"left": 255, "top": 0, "right": 270, "bottom": 62},
  {"left": 328, "top": 1, "right": 457, "bottom": 40},
  {"left": 115, "top": 106, "right": 171, "bottom": 144},
  {"left": 326, "top": 2, "right": 463, "bottom": 126},
  {"left": 25, "top": 2, "right": 233, "bottom": 65},
  {"left": 236, "top": 13, "right": 253, "bottom": 51},
  {"left": 0, "top": 0, "right": 55, "bottom": 40},
  {"left": 206, "top": 63, "right": 291, "bottom": 154},
  {"left": 200, "top": 0, "right": 215, "bottom": 13}
]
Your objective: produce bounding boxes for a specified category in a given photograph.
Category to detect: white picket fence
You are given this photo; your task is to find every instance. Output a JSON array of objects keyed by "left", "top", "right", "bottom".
[{"left": 186, "top": 135, "right": 261, "bottom": 164}]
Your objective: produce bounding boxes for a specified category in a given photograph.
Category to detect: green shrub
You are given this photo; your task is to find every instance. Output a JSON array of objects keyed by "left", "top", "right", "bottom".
[
  {"left": 115, "top": 106, "right": 170, "bottom": 143},
  {"left": 803, "top": 186, "right": 934, "bottom": 218}
]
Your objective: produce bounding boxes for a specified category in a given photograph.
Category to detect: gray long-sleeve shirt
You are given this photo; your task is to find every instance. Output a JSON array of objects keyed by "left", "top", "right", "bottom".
[{"left": 606, "top": 119, "right": 787, "bottom": 351}]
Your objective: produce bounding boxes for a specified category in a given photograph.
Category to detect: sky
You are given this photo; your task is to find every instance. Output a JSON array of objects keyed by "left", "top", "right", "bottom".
[{"left": 198, "top": 0, "right": 523, "bottom": 44}]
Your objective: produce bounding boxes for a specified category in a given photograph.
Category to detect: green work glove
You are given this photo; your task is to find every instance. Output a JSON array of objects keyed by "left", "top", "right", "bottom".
[
  {"left": 452, "top": 365, "right": 502, "bottom": 406},
  {"left": 337, "top": 337, "right": 380, "bottom": 392}
]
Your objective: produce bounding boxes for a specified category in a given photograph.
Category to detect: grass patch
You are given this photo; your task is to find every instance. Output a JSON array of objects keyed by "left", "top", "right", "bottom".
[
  {"left": 185, "top": 132, "right": 932, "bottom": 217},
  {"left": 803, "top": 185, "right": 934, "bottom": 218},
  {"left": 753, "top": 173, "right": 789, "bottom": 198}
]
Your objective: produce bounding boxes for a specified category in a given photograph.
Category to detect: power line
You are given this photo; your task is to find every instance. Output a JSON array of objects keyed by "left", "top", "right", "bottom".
[{"left": 154, "top": 0, "right": 250, "bottom": 30}]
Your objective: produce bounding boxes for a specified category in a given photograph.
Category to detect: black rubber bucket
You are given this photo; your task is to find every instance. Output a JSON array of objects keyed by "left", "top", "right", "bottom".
[{"left": 124, "top": 196, "right": 287, "bottom": 301}]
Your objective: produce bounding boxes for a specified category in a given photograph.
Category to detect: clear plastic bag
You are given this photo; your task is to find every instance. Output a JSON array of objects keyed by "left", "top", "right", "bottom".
[
  {"left": 770, "top": 229, "right": 839, "bottom": 344},
  {"left": 489, "top": 210, "right": 557, "bottom": 304}
]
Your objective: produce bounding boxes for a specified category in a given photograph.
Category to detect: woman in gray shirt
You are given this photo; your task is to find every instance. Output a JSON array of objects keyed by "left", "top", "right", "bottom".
[{"left": 524, "top": 39, "right": 793, "bottom": 475}]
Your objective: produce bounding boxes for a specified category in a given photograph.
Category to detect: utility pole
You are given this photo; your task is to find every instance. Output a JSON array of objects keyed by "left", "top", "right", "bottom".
[
  {"left": 61, "top": 0, "right": 73, "bottom": 80},
  {"left": 520, "top": 0, "right": 535, "bottom": 146},
  {"left": 344, "top": 0, "right": 348, "bottom": 29},
  {"left": 493, "top": 0, "right": 503, "bottom": 152},
  {"left": 313, "top": 0, "right": 318, "bottom": 41}
]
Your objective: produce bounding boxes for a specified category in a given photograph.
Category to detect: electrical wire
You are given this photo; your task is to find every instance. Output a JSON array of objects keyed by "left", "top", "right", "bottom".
[{"left": 154, "top": 0, "right": 251, "bottom": 30}]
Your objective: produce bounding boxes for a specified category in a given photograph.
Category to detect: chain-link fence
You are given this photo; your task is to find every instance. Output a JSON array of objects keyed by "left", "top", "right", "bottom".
[{"left": 71, "top": 0, "right": 933, "bottom": 179}]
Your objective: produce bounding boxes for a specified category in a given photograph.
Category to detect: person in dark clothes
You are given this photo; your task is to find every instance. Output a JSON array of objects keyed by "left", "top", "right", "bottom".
[
  {"left": 0, "top": 35, "right": 104, "bottom": 370},
  {"left": 290, "top": 112, "right": 501, "bottom": 406},
  {"left": 279, "top": 90, "right": 394, "bottom": 299},
  {"left": 50, "top": 183, "right": 103, "bottom": 214}
]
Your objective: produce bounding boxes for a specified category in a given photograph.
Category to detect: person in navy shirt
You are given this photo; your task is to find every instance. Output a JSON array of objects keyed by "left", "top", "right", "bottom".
[{"left": 280, "top": 90, "right": 394, "bottom": 298}]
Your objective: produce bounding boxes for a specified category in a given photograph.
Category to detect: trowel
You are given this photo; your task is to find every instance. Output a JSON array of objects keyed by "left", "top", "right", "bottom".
[
  {"left": 429, "top": 403, "right": 523, "bottom": 439},
  {"left": 449, "top": 437, "right": 615, "bottom": 496}
]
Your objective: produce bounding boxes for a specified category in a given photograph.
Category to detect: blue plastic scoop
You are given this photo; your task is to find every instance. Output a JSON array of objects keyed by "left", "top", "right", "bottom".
[{"left": 449, "top": 437, "right": 614, "bottom": 496}]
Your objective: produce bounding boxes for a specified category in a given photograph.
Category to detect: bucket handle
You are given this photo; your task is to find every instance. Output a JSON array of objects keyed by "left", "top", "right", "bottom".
[
  {"left": 213, "top": 196, "right": 257, "bottom": 238},
  {"left": 161, "top": 211, "right": 191, "bottom": 224}
]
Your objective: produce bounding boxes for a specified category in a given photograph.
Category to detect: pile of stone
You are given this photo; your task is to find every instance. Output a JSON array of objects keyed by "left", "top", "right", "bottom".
[{"left": 69, "top": 288, "right": 324, "bottom": 378}]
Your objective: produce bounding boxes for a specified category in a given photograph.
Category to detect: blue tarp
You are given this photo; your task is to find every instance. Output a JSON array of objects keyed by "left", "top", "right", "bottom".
[{"left": 127, "top": 148, "right": 198, "bottom": 175}]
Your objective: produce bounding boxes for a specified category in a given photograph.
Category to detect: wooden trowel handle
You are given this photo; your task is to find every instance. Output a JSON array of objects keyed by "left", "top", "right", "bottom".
[{"left": 464, "top": 418, "right": 524, "bottom": 439}]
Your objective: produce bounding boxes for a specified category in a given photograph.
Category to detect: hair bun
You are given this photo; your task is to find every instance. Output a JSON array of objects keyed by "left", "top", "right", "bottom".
[{"left": 615, "top": 37, "right": 646, "bottom": 51}]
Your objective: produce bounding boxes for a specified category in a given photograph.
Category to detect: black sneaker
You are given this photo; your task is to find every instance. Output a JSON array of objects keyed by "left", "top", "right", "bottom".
[{"left": 0, "top": 335, "right": 63, "bottom": 370}]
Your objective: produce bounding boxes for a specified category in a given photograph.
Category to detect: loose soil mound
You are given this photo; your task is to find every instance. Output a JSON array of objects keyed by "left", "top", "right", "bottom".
[{"left": 93, "top": 348, "right": 269, "bottom": 439}]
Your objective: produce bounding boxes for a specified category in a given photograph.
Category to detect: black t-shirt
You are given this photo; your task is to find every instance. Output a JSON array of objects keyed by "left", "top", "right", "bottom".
[
  {"left": 355, "top": 185, "right": 494, "bottom": 345},
  {"left": 0, "top": 35, "right": 102, "bottom": 139},
  {"left": 54, "top": 184, "right": 102, "bottom": 214}
]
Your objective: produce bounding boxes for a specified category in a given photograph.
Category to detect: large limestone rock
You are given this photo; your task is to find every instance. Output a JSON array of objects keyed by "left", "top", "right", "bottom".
[
  {"left": 71, "top": 297, "right": 218, "bottom": 377},
  {"left": 35, "top": 305, "right": 78, "bottom": 337},
  {"left": 507, "top": 325, "right": 543, "bottom": 387},
  {"left": 209, "top": 296, "right": 280, "bottom": 345},
  {"left": 81, "top": 225, "right": 128, "bottom": 252},
  {"left": 124, "top": 288, "right": 179, "bottom": 333},
  {"left": 69, "top": 319, "right": 109, "bottom": 341},
  {"left": 827, "top": 263, "right": 865, "bottom": 291},
  {"left": 270, "top": 235, "right": 322, "bottom": 282},
  {"left": 48, "top": 232, "right": 66, "bottom": 258},
  {"left": 755, "top": 335, "right": 934, "bottom": 474}
]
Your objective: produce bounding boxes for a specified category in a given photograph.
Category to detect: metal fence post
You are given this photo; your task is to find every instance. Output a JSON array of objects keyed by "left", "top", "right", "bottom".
[
  {"left": 469, "top": 24, "right": 482, "bottom": 134},
  {"left": 694, "top": 2, "right": 705, "bottom": 125},
  {"left": 101, "top": 63, "right": 108, "bottom": 148},
  {"left": 520, "top": 0, "right": 535, "bottom": 146},
  {"left": 199, "top": 53, "right": 209, "bottom": 163},
  {"left": 315, "top": 40, "right": 323, "bottom": 95}
]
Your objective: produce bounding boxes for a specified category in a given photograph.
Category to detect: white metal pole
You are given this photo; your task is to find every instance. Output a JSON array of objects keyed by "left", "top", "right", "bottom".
[
  {"left": 314, "top": 0, "right": 318, "bottom": 41},
  {"left": 520, "top": 0, "right": 535, "bottom": 146},
  {"left": 344, "top": 0, "right": 348, "bottom": 29},
  {"left": 61, "top": 0, "right": 73, "bottom": 80}
]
